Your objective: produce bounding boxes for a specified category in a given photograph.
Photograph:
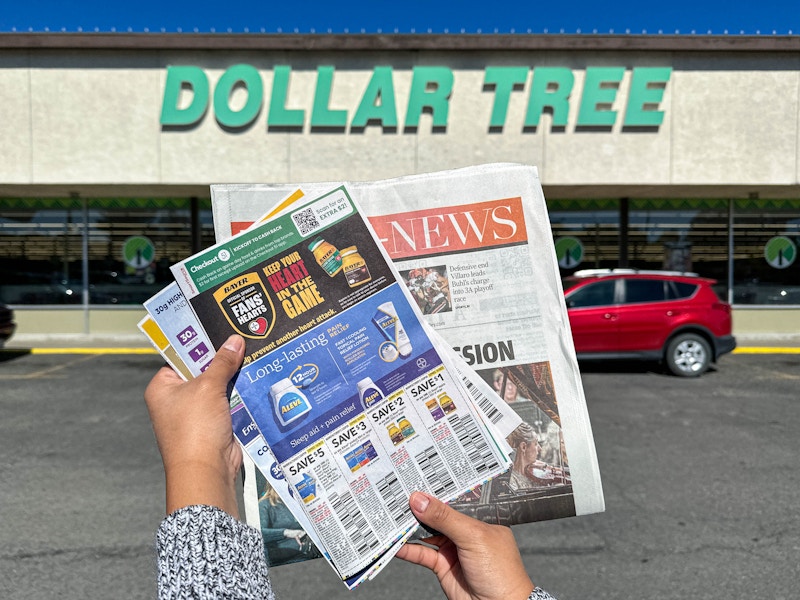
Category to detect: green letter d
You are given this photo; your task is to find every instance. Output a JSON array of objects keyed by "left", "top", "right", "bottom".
[{"left": 160, "top": 66, "right": 209, "bottom": 126}]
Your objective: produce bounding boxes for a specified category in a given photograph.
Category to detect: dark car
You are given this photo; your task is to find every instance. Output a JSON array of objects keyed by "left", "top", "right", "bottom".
[
  {"left": 562, "top": 269, "right": 736, "bottom": 377},
  {"left": 0, "top": 304, "right": 16, "bottom": 347}
]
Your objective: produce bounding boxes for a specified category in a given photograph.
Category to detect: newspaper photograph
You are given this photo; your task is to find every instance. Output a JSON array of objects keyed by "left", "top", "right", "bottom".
[
  {"left": 169, "top": 185, "right": 510, "bottom": 580},
  {"left": 210, "top": 163, "right": 604, "bottom": 527}
]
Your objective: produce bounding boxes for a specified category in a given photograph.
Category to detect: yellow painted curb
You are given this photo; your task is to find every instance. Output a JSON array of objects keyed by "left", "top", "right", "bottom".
[{"left": 733, "top": 347, "right": 800, "bottom": 354}]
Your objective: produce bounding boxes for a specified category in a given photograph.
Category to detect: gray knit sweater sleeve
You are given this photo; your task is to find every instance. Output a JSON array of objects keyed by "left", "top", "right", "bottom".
[
  {"left": 156, "top": 504, "right": 275, "bottom": 600},
  {"left": 529, "top": 587, "right": 557, "bottom": 599},
  {"left": 156, "top": 505, "right": 555, "bottom": 600}
]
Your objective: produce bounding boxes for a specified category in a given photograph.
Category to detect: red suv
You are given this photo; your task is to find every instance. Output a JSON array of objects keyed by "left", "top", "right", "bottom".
[{"left": 562, "top": 269, "right": 736, "bottom": 377}]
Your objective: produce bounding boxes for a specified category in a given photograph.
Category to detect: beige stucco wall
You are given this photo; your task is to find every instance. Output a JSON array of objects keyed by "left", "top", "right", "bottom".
[
  {"left": 0, "top": 44, "right": 797, "bottom": 194},
  {"left": 12, "top": 307, "right": 147, "bottom": 337},
  {"left": 732, "top": 307, "right": 800, "bottom": 338}
]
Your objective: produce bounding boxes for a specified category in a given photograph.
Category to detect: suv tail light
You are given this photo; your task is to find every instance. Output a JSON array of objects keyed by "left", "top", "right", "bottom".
[{"left": 712, "top": 301, "right": 731, "bottom": 314}]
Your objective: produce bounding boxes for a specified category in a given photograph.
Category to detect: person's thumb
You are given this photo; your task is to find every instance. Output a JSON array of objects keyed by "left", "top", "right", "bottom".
[
  {"left": 201, "top": 334, "right": 245, "bottom": 384},
  {"left": 408, "top": 491, "right": 482, "bottom": 546}
]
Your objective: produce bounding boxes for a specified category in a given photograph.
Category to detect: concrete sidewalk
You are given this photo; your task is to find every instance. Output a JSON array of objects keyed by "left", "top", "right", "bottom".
[
  {"left": 4, "top": 334, "right": 156, "bottom": 351},
  {"left": 732, "top": 333, "right": 800, "bottom": 351}
]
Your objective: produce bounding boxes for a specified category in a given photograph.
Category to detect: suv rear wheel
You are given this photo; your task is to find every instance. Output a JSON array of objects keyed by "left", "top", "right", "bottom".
[{"left": 665, "top": 333, "right": 711, "bottom": 377}]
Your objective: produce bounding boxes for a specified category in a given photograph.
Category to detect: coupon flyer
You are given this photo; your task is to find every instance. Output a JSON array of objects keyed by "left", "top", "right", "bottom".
[{"left": 170, "top": 185, "right": 510, "bottom": 580}]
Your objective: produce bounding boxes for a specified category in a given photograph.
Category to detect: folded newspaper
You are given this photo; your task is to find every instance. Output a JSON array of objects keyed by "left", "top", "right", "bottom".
[{"left": 139, "top": 163, "right": 604, "bottom": 586}]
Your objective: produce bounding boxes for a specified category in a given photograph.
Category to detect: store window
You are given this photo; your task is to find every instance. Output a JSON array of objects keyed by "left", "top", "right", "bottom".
[
  {"left": 0, "top": 197, "right": 215, "bottom": 306},
  {"left": 731, "top": 198, "right": 800, "bottom": 305},
  {"left": 549, "top": 199, "right": 620, "bottom": 270},
  {"left": 4, "top": 196, "right": 797, "bottom": 308},
  {"left": 551, "top": 198, "right": 731, "bottom": 280},
  {"left": 550, "top": 197, "right": 800, "bottom": 306},
  {"left": 627, "top": 198, "right": 730, "bottom": 284}
]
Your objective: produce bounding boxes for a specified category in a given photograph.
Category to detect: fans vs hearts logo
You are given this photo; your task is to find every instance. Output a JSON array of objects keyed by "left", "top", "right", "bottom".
[{"left": 213, "top": 272, "right": 276, "bottom": 339}]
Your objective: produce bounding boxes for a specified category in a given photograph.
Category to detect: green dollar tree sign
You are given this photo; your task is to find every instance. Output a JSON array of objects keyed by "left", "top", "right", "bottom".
[
  {"left": 123, "top": 236, "right": 155, "bottom": 269},
  {"left": 555, "top": 237, "right": 584, "bottom": 269},
  {"left": 764, "top": 236, "right": 797, "bottom": 269}
]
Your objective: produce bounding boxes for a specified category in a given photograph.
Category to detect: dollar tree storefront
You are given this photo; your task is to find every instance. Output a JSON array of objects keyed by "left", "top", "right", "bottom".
[{"left": 1, "top": 33, "right": 799, "bottom": 338}]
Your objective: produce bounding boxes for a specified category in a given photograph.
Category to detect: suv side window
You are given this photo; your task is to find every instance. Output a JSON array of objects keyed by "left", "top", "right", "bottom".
[
  {"left": 567, "top": 280, "right": 616, "bottom": 308},
  {"left": 668, "top": 281, "right": 699, "bottom": 299},
  {"left": 623, "top": 279, "right": 666, "bottom": 304}
]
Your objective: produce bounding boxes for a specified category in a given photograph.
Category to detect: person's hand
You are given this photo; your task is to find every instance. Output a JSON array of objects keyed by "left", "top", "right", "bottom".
[
  {"left": 396, "top": 491, "right": 534, "bottom": 600},
  {"left": 283, "top": 529, "right": 306, "bottom": 547},
  {"left": 144, "top": 334, "right": 245, "bottom": 518}
]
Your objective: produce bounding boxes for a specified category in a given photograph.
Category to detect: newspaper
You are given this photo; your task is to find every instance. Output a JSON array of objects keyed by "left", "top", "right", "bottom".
[
  {"left": 168, "top": 185, "right": 511, "bottom": 581},
  {"left": 211, "top": 164, "right": 604, "bottom": 528}
]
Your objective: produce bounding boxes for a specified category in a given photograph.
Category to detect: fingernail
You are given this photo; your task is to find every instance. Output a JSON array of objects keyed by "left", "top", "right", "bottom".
[
  {"left": 410, "top": 492, "right": 430, "bottom": 513},
  {"left": 222, "top": 334, "right": 244, "bottom": 352}
]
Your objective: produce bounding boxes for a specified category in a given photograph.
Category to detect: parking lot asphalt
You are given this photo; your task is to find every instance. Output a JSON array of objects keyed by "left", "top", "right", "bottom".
[{"left": 1, "top": 349, "right": 799, "bottom": 599}]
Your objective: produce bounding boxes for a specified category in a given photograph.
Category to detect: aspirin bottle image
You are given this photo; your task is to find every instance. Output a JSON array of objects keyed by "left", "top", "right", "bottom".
[
  {"left": 387, "top": 422, "right": 405, "bottom": 445},
  {"left": 438, "top": 392, "right": 457, "bottom": 415},
  {"left": 341, "top": 245, "right": 372, "bottom": 288},
  {"left": 308, "top": 237, "right": 343, "bottom": 277},
  {"left": 398, "top": 416, "right": 415, "bottom": 438}
]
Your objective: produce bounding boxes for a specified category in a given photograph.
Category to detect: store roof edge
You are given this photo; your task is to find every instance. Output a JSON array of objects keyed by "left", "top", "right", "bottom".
[
  {"left": 0, "top": 32, "right": 799, "bottom": 52},
  {"left": 1, "top": 183, "right": 799, "bottom": 200}
]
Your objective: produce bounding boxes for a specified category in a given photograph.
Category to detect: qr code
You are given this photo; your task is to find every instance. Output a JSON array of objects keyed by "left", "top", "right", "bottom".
[{"left": 292, "top": 208, "right": 320, "bottom": 236}]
